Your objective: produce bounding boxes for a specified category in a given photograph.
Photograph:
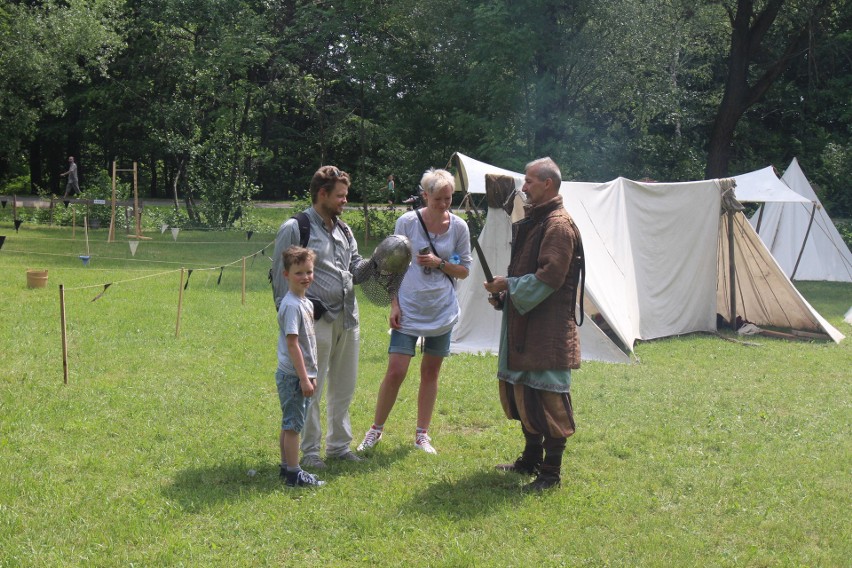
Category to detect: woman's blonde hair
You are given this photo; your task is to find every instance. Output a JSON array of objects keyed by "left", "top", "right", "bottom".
[{"left": 419, "top": 168, "right": 455, "bottom": 196}]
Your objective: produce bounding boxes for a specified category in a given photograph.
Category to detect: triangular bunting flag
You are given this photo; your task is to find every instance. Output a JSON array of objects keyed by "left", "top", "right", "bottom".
[
  {"left": 250, "top": 253, "right": 256, "bottom": 267},
  {"left": 1, "top": 200, "right": 6, "bottom": 208},
  {"left": 184, "top": 269, "right": 193, "bottom": 290},
  {"left": 79, "top": 255, "right": 91, "bottom": 266},
  {"left": 171, "top": 227, "right": 180, "bottom": 241},
  {"left": 161, "top": 223, "right": 168, "bottom": 234},
  {"left": 91, "top": 283, "right": 112, "bottom": 302},
  {"left": 129, "top": 240, "right": 139, "bottom": 256},
  {"left": 246, "top": 230, "right": 253, "bottom": 241},
  {"left": 14, "top": 220, "right": 22, "bottom": 232},
  {"left": 0, "top": 236, "right": 5, "bottom": 250},
  {"left": 63, "top": 200, "right": 70, "bottom": 208},
  {"left": 217, "top": 266, "right": 224, "bottom": 285}
]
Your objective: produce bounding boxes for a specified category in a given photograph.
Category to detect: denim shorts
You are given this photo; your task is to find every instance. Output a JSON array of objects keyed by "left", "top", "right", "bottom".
[
  {"left": 275, "top": 370, "right": 312, "bottom": 432},
  {"left": 388, "top": 329, "right": 452, "bottom": 357}
]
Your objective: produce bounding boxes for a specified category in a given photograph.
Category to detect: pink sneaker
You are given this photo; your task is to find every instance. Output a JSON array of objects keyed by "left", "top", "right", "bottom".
[
  {"left": 414, "top": 432, "right": 437, "bottom": 454},
  {"left": 357, "top": 427, "right": 383, "bottom": 452}
]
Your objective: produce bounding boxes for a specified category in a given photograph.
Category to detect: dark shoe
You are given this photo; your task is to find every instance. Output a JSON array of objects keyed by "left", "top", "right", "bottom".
[
  {"left": 523, "top": 465, "right": 561, "bottom": 492},
  {"left": 301, "top": 454, "right": 327, "bottom": 470},
  {"left": 495, "top": 456, "right": 541, "bottom": 476},
  {"left": 285, "top": 469, "right": 326, "bottom": 488},
  {"left": 329, "top": 450, "right": 363, "bottom": 462}
]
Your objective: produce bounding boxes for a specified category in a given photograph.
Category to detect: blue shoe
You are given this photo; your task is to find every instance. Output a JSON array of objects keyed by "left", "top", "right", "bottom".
[{"left": 285, "top": 469, "right": 325, "bottom": 488}]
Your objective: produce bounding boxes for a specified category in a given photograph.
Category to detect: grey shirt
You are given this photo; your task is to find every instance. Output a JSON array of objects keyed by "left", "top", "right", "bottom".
[
  {"left": 67, "top": 162, "right": 78, "bottom": 184},
  {"left": 277, "top": 292, "right": 318, "bottom": 377},
  {"left": 272, "top": 207, "right": 363, "bottom": 330}
]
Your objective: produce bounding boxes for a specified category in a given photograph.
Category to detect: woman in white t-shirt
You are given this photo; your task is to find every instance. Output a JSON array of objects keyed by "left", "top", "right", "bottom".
[{"left": 358, "top": 168, "right": 472, "bottom": 455}]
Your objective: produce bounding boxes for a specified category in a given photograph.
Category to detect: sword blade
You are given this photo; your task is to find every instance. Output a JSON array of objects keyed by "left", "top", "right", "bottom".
[{"left": 472, "top": 236, "right": 493, "bottom": 282}]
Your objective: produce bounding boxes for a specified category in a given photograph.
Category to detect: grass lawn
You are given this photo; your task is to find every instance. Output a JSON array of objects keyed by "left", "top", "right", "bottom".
[{"left": 1, "top": 220, "right": 850, "bottom": 567}]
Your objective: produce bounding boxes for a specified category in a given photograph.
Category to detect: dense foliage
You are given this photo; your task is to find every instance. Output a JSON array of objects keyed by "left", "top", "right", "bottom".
[{"left": 1, "top": 0, "right": 849, "bottom": 225}]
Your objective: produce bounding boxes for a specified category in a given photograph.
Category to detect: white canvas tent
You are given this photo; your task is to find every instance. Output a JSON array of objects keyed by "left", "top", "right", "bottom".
[
  {"left": 749, "top": 158, "right": 852, "bottom": 282},
  {"left": 450, "top": 153, "right": 844, "bottom": 364}
]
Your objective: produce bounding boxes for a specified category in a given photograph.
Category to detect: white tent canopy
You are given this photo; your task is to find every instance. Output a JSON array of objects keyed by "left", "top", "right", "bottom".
[
  {"left": 731, "top": 166, "right": 811, "bottom": 204},
  {"left": 450, "top": 153, "right": 844, "bottom": 363},
  {"left": 749, "top": 158, "right": 852, "bottom": 282}
]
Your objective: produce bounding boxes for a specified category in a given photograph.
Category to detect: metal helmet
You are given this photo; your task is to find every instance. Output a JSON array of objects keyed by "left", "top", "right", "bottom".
[{"left": 372, "top": 234, "right": 412, "bottom": 274}]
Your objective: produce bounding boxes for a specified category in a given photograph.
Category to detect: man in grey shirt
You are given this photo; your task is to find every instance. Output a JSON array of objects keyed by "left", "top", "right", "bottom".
[{"left": 272, "top": 165, "right": 365, "bottom": 469}]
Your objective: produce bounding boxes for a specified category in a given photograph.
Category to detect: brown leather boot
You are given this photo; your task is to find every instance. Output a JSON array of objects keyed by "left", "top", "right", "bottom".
[{"left": 523, "top": 464, "right": 561, "bottom": 491}]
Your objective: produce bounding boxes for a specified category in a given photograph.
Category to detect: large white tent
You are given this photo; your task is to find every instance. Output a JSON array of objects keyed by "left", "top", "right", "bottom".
[
  {"left": 749, "top": 158, "right": 852, "bottom": 282},
  {"left": 450, "top": 153, "right": 844, "bottom": 364}
]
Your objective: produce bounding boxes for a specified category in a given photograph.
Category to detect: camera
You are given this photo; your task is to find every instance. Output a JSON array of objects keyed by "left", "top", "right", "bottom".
[{"left": 419, "top": 246, "right": 432, "bottom": 273}]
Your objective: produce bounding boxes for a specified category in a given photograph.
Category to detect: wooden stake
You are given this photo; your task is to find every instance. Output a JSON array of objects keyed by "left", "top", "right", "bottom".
[
  {"left": 727, "top": 211, "right": 737, "bottom": 330},
  {"left": 84, "top": 215, "right": 90, "bottom": 256},
  {"left": 241, "top": 256, "right": 246, "bottom": 306},
  {"left": 108, "top": 161, "right": 117, "bottom": 242},
  {"left": 60, "top": 284, "right": 68, "bottom": 384},
  {"left": 175, "top": 268, "right": 185, "bottom": 338},
  {"left": 791, "top": 202, "right": 817, "bottom": 281}
]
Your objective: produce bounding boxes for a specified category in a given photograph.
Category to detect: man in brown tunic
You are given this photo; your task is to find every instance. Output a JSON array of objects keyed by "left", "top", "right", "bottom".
[{"left": 484, "top": 157, "right": 583, "bottom": 491}]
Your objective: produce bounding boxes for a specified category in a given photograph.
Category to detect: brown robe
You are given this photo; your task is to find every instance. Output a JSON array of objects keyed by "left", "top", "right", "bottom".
[{"left": 506, "top": 195, "right": 582, "bottom": 371}]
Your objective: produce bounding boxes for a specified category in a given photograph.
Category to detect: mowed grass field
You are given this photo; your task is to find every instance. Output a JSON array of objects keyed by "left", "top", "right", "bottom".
[{"left": 1, "top": 217, "right": 850, "bottom": 567}]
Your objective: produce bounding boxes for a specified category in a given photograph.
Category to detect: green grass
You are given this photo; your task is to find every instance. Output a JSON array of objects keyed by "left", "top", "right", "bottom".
[{"left": 1, "top": 223, "right": 850, "bottom": 566}]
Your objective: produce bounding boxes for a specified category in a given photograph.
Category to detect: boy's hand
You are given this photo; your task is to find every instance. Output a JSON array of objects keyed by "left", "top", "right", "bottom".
[{"left": 300, "top": 377, "right": 316, "bottom": 397}]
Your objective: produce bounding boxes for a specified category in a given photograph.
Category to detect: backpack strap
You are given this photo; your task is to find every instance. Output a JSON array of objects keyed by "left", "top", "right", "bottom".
[
  {"left": 294, "top": 210, "right": 353, "bottom": 248},
  {"left": 294, "top": 211, "right": 311, "bottom": 247}
]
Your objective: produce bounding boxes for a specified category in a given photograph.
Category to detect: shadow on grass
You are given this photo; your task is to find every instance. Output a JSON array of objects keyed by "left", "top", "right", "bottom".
[
  {"left": 162, "top": 460, "right": 284, "bottom": 512},
  {"left": 162, "top": 446, "right": 412, "bottom": 511},
  {"left": 404, "top": 469, "right": 528, "bottom": 519}
]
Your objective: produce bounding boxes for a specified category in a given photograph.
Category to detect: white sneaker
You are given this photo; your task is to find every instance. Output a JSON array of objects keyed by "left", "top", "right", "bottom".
[
  {"left": 414, "top": 432, "right": 437, "bottom": 454},
  {"left": 357, "top": 427, "right": 383, "bottom": 452}
]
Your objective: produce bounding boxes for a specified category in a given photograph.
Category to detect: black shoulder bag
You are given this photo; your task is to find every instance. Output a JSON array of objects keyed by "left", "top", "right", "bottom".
[{"left": 415, "top": 209, "right": 454, "bottom": 284}]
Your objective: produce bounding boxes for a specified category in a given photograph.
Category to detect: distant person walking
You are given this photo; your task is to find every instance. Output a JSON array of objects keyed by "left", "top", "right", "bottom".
[
  {"left": 387, "top": 174, "right": 396, "bottom": 204},
  {"left": 61, "top": 156, "right": 79, "bottom": 198}
]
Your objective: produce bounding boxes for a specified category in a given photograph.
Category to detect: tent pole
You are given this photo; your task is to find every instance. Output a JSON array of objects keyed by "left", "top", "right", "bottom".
[
  {"left": 790, "top": 202, "right": 817, "bottom": 281},
  {"left": 728, "top": 211, "right": 737, "bottom": 330},
  {"left": 755, "top": 205, "right": 765, "bottom": 234}
]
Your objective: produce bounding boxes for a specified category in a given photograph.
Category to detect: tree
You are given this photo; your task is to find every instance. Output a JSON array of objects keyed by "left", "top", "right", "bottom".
[
  {"left": 0, "top": 0, "right": 124, "bottom": 188},
  {"left": 706, "top": 0, "right": 836, "bottom": 178}
]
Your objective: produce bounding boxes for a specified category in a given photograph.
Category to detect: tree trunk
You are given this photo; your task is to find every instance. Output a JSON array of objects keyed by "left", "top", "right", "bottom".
[
  {"left": 28, "top": 140, "right": 42, "bottom": 194},
  {"left": 171, "top": 157, "right": 184, "bottom": 210},
  {"left": 150, "top": 155, "right": 158, "bottom": 198},
  {"left": 705, "top": 0, "right": 819, "bottom": 178}
]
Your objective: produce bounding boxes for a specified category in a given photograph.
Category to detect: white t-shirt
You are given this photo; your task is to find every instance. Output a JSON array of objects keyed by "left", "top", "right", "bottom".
[{"left": 394, "top": 210, "right": 472, "bottom": 337}]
